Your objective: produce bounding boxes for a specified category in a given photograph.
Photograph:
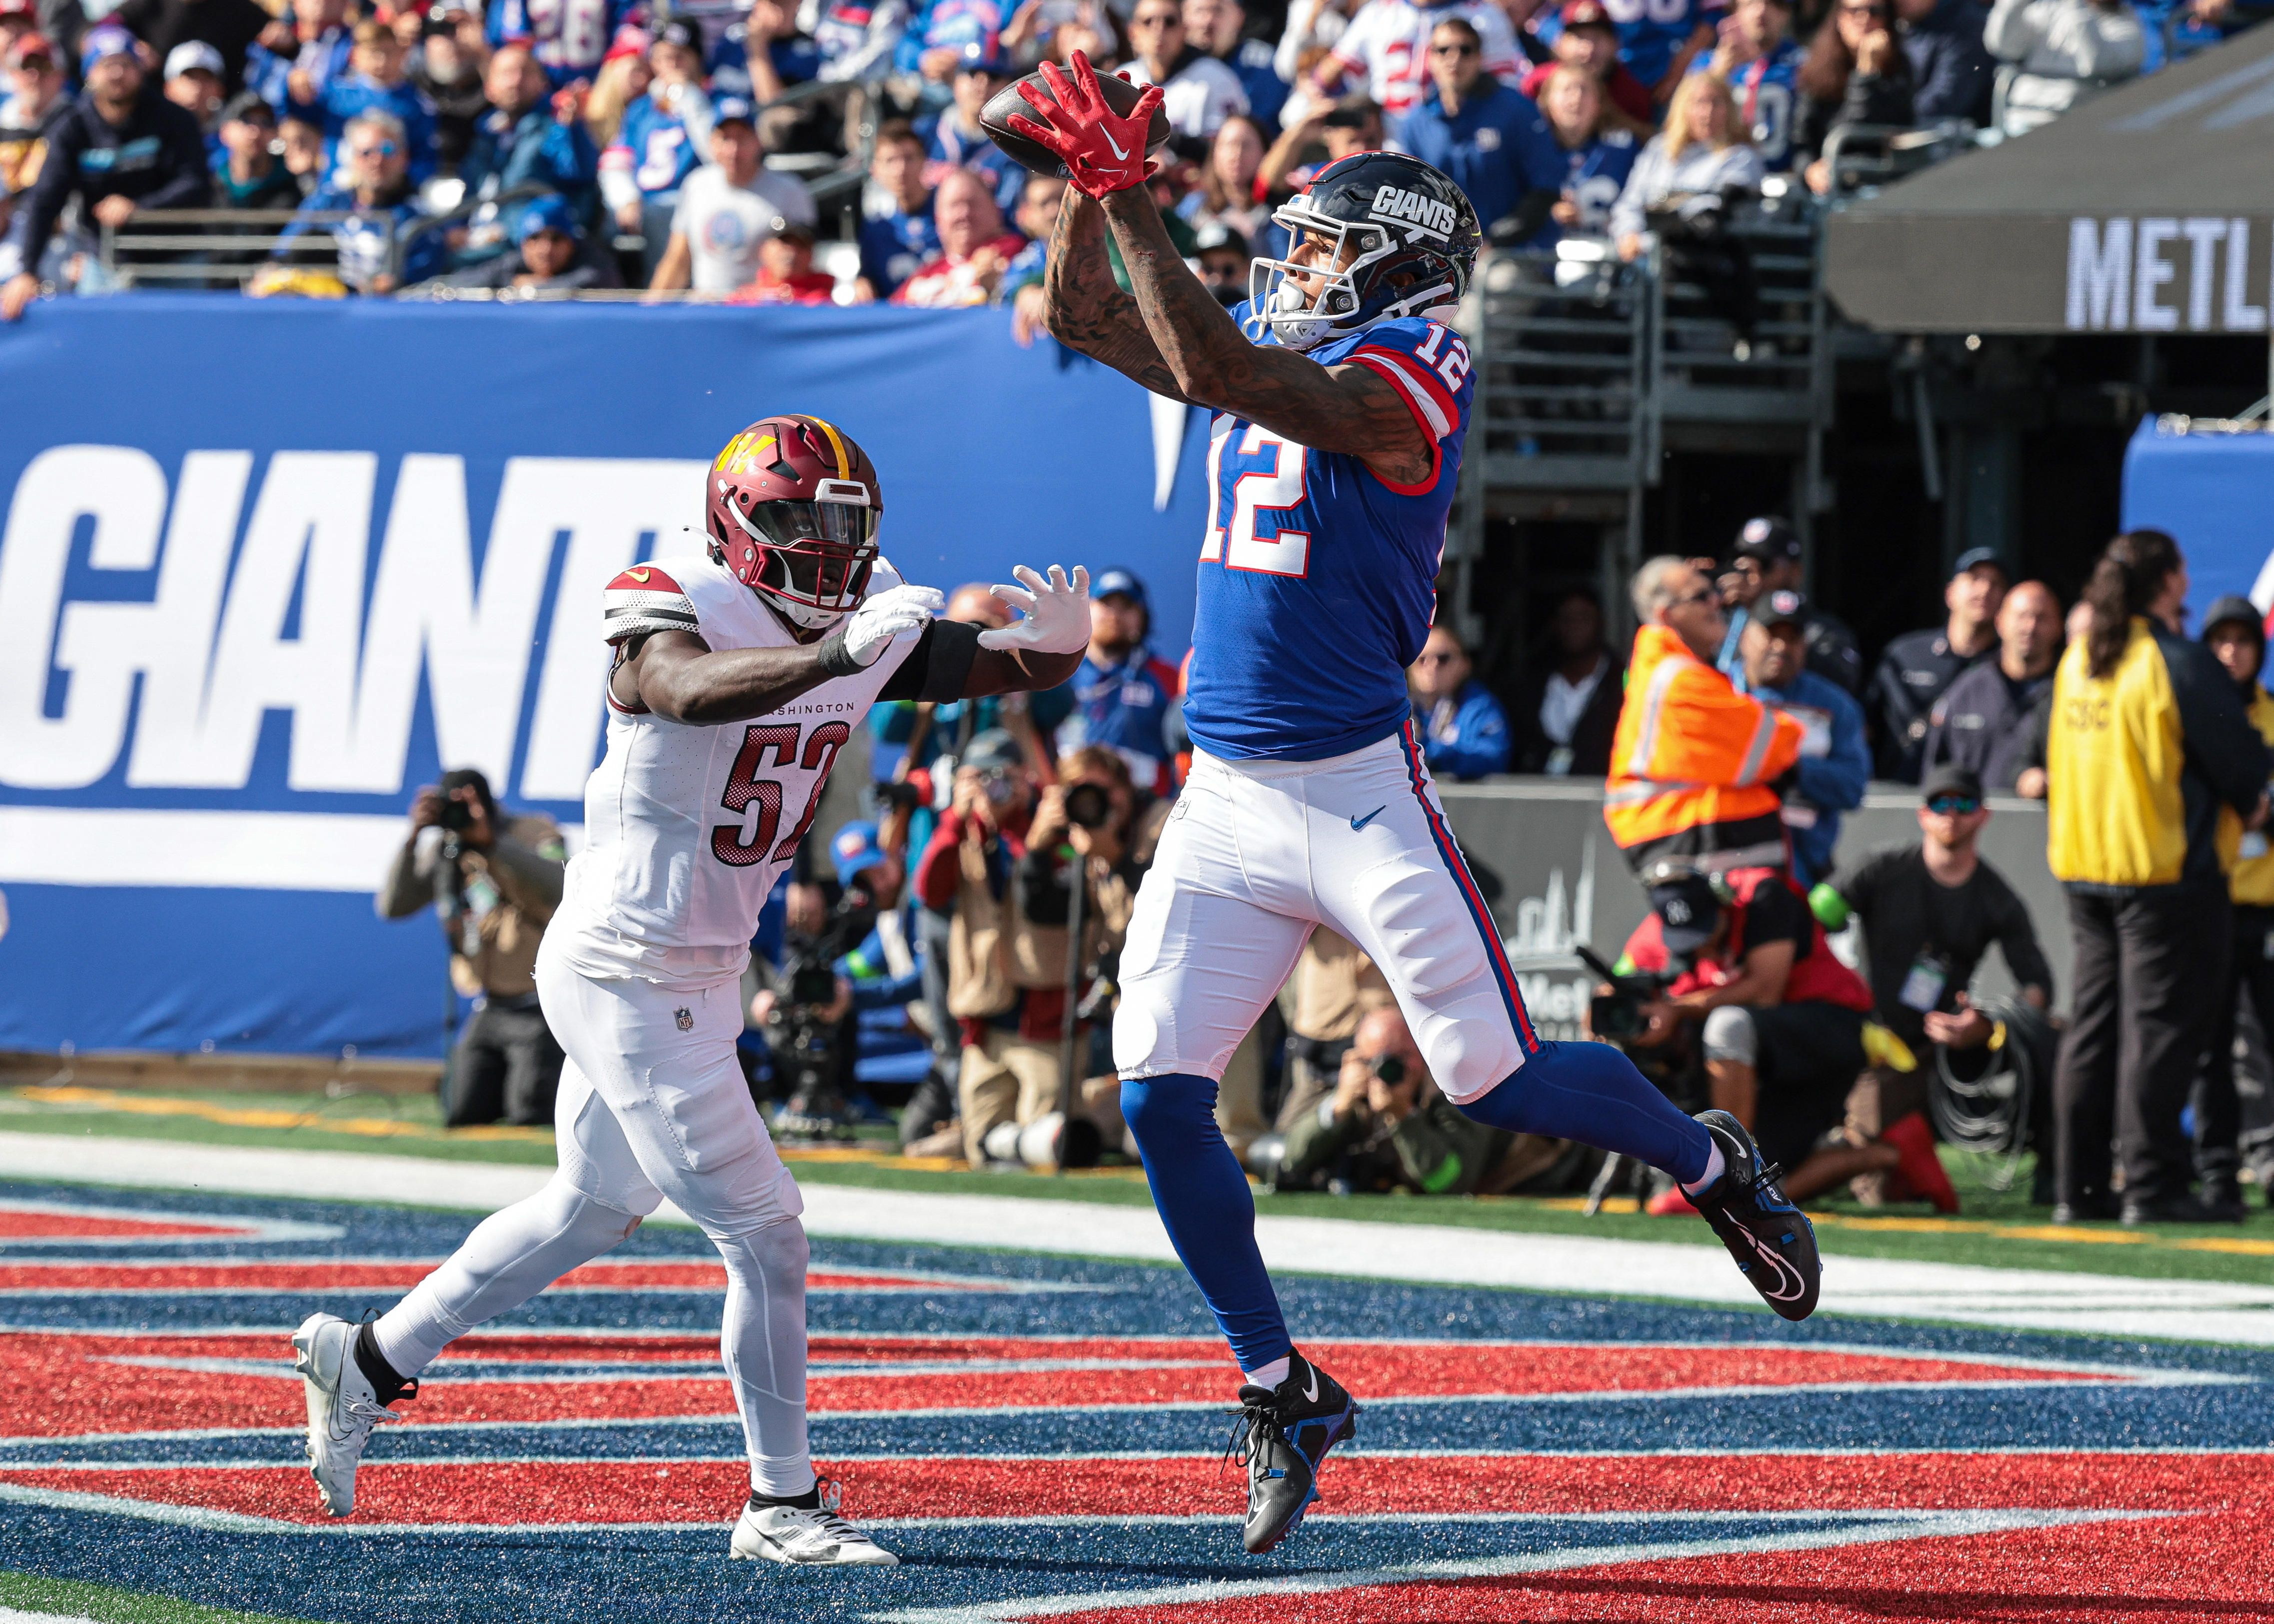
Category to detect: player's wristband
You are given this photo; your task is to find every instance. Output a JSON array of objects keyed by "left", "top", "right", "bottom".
[{"left": 815, "top": 629, "right": 866, "bottom": 677}]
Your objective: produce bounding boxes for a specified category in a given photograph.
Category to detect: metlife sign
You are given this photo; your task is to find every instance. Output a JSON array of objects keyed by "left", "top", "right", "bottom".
[{"left": 0, "top": 298, "right": 1212, "bottom": 1058}]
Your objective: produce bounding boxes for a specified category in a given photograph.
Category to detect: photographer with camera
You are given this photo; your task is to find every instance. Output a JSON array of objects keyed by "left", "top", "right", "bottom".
[
  {"left": 377, "top": 768, "right": 567, "bottom": 1128},
  {"left": 747, "top": 820, "right": 924, "bottom": 1140},
  {"left": 1276, "top": 1005, "right": 1567, "bottom": 1195},
  {"left": 916, "top": 728, "right": 1136, "bottom": 1167},
  {"left": 1610, "top": 863, "right": 1936, "bottom": 1209}
]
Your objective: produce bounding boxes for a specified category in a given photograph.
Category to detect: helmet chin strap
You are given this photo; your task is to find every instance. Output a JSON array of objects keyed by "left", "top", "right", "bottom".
[{"left": 762, "top": 590, "right": 850, "bottom": 631}]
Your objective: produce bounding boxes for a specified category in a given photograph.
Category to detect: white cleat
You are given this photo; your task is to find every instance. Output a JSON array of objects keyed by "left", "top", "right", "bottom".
[
  {"left": 728, "top": 1485, "right": 900, "bottom": 1567},
  {"left": 291, "top": 1312, "right": 405, "bottom": 1517}
]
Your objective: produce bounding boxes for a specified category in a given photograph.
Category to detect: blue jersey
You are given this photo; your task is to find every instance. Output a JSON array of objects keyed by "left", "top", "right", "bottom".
[
  {"left": 1600, "top": 0, "right": 1723, "bottom": 90},
  {"left": 1388, "top": 80, "right": 1561, "bottom": 241},
  {"left": 607, "top": 92, "right": 704, "bottom": 198},
  {"left": 1694, "top": 38, "right": 1802, "bottom": 168},
  {"left": 857, "top": 200, "right": 937, "bottom": 294},
  {"left": 1184, "top": 311, "right": 1475, "bottom": 762}
]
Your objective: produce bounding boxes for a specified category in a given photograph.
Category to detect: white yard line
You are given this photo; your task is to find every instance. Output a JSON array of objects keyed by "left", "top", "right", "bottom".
[{"left": 4, "top": 1131, "right": 2272, "bottom": 1346}]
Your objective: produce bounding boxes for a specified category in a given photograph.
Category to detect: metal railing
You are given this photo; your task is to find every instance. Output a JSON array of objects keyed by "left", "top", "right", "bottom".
[{"left": 1470, "top": 242, "right": 1651, "bottom": 493}]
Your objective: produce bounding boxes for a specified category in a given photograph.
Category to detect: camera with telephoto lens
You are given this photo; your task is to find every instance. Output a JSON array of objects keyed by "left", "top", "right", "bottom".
[
  {"left": 1575, "top": 944, "right": 1680, "bottom": 1047},
  {"left": 764, "top": 887, "right": 880, "bottom": 1140},
  {"left": 1063, "top": 782, "right": 1113, "bottom": 832},
  {"left": 436, "top": 795, "right": 475, "bottom": 833}
]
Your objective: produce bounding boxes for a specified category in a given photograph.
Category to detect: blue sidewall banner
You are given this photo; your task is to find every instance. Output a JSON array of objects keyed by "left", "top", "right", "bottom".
[
  {"left": 0, "top": 297, "right": 1213, "bottom": 1059},
  {"left": 2122, "top": 415, "right": 2274, "bottom": 623}
]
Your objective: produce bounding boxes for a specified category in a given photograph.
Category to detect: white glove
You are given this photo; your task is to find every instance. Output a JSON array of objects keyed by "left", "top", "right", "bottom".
[
  {"left": 978, "top": 565, "right": 1092, "bottom": 655},
  {"left": 841, "top": 583, "right": 945, "bottom": 666}
]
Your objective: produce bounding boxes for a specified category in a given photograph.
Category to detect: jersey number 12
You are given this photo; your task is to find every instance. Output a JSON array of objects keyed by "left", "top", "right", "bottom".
[{"left": 1202, "top": 420, "right": 1310, "bottom": 578}]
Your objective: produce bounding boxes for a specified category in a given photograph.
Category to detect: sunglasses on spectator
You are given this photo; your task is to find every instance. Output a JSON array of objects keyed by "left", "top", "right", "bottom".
[
  {"left": 1430, "top": 39, "right": 1480, "bottom": 54},
  {"left": 352, "top": 140, "right": 400, "bottom": 158},
  {"left": 1925, "top": 795, "right": 1982, "bottom": 816},
  {"left": 1669, "top": 586, "right": 1719, "bottom": 611}
]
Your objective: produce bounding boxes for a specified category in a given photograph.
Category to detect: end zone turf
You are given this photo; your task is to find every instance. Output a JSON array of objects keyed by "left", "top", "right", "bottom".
[{"left": 1, "top": 1179, "right": 2271, "bottom": 1621}]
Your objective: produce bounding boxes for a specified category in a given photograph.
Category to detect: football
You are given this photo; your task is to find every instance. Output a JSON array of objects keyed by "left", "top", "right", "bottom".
[{"left": 979, "top": 63, "right": 1174, "bottom": 177}]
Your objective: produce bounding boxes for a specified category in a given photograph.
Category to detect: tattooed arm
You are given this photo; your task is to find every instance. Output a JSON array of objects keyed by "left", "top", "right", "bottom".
[
  {"left": 1094, "top": 187, "right": 1433, "bottom": 487},
  {"left": 1039, "top": 187, "right": 1195, "bottom": 405}
]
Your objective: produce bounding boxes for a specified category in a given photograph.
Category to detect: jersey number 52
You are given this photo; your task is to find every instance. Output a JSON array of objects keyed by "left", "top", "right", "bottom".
[
  {"left": 713, "top": 721, "right": 852, "bottom": 867},
  {"left": 1203, "top": 421, "right": 1310, "bottom": 578}
]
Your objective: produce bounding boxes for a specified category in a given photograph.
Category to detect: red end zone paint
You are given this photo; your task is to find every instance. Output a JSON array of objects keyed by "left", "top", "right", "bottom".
[
  {"left": 0, "top": 1207, "right": 257, "bottom": 1240},
  {"left": 0, "top": 1331, "right": 2118, "bottom": 1439},
  {"left": 6, "top": 1452, "right": 2267, "bottom": 1529},
  {"left": 0, "top": 1261, "right": 1003, "bottom": 1294}
]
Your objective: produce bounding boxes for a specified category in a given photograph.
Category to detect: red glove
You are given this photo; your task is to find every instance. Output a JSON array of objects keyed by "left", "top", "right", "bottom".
[{"left": 1005, "top": 52, "right": 1163, "bottom": 198}]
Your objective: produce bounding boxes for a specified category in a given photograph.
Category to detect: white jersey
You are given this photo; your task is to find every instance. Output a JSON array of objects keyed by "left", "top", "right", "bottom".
[
  {"left": 1325, "top": 0, "right": 1522, "bottom": 117},
  {"left": 550, "top": 551, "right": 920, "bottom": 989}
]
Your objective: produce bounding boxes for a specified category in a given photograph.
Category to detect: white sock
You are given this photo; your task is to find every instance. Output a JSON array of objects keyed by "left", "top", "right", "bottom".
[
  {"left": 1680, "top": 1142, "right": 1728, "bottom": 1198},
  {"left": 1243, "top": 1356, "right": 1291, "bottom": 1390}
]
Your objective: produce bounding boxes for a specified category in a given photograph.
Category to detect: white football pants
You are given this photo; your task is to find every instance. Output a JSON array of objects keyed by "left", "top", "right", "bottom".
[
  {"left": 373, "top": 941, "right": 814, "bottom": 1497},
  {"left": 1115, "top": 723, "right": 1538, "bottom": 1105}
]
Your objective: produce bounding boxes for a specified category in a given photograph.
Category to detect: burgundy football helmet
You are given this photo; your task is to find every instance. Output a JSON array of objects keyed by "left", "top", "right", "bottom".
[{"left": 706, "top": 415, "right": 883, "bottom": 628}]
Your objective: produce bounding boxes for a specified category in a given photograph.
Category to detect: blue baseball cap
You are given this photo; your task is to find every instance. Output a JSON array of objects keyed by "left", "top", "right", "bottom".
[
  {"left": 957, "top": 40, "right": 1011, "bottom": 74},
  {"left": 829, "top": 820, "right": 889, "bottom": 888},
  {"left": 516, "top": 193, "right": 582, "bottom": 243},
  {"left": 1091, "top": 568, "right": 1147, "bottom": 607},
  {"left": 711, "top": 93, "right": 756, "bottom": 127},
  {"left": 79, "top": 22, "right": 137, "bottom": 78},
  {"left": 1952, "top": 547, "right": 2007, "bottom": 581}
]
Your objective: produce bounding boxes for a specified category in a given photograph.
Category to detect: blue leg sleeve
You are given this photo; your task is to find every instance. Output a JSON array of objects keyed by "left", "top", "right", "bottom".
[
  {"left": 1120, "top": 1073, "right": 1292, "bottom": 1372},
  {"left": 1458, "top": 1040, "right": 1714, "bottom": 1186}
]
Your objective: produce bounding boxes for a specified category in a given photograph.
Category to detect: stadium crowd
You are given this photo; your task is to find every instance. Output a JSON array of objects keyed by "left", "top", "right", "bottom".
[{"left": 0, "top": 0, "right": 2261, "bottom": 307}]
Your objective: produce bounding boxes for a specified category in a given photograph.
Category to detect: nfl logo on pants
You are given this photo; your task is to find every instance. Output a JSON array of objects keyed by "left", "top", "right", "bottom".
[{"left": 674, "top": 1007, "right": 693, "bottom": 1032}]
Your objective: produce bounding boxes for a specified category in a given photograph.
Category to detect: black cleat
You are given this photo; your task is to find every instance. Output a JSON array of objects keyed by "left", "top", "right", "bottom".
[
  {"left": 1689, "top": 1110, "right": 1821, "bottom": 1321},
  {"left": 1224, "top": 1351, "right": 1357, "bottom": 1555}
]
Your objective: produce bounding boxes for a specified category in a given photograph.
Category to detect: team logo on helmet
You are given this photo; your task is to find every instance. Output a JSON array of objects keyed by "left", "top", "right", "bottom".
[
  {"left": 704, "top": 415, "right": 883, "bottom": 630},
  {"left": 1247, "top": 152, "right": 1481, "bottom": 353}
]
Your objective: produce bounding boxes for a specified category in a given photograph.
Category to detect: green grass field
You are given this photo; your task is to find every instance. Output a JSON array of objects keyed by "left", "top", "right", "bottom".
[
  {"left": 9, "top": 1081, "right": 2273, "bottom": 1286},
  {"left": 0, "top": 1571, "right": 313, "bottom": 1624}
]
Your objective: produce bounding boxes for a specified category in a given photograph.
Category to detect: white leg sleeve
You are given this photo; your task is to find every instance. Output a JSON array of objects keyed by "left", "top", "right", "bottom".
[
  {"left": 714, "top": 1215, "right": 814, "bottom": 1498},
  {"left": 372, "top": 1174, "right": 646, "bottom": 1377}
]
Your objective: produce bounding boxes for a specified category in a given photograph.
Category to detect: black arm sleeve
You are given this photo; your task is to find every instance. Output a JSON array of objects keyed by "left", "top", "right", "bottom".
[
  {"left": 4, "top": 110, "right": 82, "bottom": 270},
  {"left": 876, "top": 617, "right": 981, "bottom": 705},
  {"left": 140, "top": 108, "right": 215, "bottom": 209},
  {"left": 1487, "top": 187, "right": 1559, "bottom": 245},
  {"left": 1985, "top": 869, "right": 2055, "bottom": 1000}
]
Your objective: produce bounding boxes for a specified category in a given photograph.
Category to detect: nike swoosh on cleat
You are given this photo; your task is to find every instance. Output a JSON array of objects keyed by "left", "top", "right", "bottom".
[
  {"left": 1302, "top": 1370, "right": 1319, "bottom": 1402},
  {"left": 1350, "top": 806, "right": 1386, "bottom": 831}
]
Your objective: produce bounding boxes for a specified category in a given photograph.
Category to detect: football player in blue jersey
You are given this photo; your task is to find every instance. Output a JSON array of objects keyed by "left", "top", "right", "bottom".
[{"left": 1013, "top": 52, "right": 1824, "bottom": 1558}]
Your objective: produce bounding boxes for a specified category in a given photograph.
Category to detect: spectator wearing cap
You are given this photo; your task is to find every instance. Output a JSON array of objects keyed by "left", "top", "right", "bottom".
[
  {"left": 895, "top": 0, "right": 1007, "bottom": 110},
  {"left": 1191, "top": 218, "right": 1249, "bottom": 305},
  {"left": 429, "top": 188, "right": 621, "bottom": 288},
  {"left": 1823, "top": 762, "right": 2050, "bottom": 1209},
  {"left": 1607, "top": 556, "right": 1806, "bottom": 877},
  {"left": 917, "top": 46, "right": 1023, "bottom": 212},
  {"left": 1716, "top": 517, "right": 1861, "bottom": 694},
  {"left": 459, "top": 41, "right": 598, "bottom": 218},
  {"left": 1733, "top": 589, "right": 1868, "bottom": 890},
  {"left": 1536, "top": 65, "right": 1638, "bottom": 239},
  {"left": 0, "top": 31, "right": 68, "bottom": 213},
  {"left": 113, "top": 0, "right": 279, "bottom": 98},
  {"left": 268, "top": 105, "right": 445, "bottom": 291},
  {"left": 1185, "top": 0, "right": 1287, "bottom": 130},
  {"left": 1506, "top": 586, "right": 1623, "bottom": 777},
  {"left": 1388, "top": 15, "right": 1561, "bottom": 246},
  {"left": 889, "top": 162, "right": 1022, "bottom": 307},
  {"left": 2191, "top": 597, "right": 2274, "bottom": 1214},
  {"left": 853, "top": 116, "right": 936, "bottom": 301},
  {"left": 209, "top": 89, "right": 300, "bottom": 212},
  {"left": 1520, "top": 1, "right": 1655, "bottom": 131},
  {"left": 1308, "top": 0, "right": 1519, "bottom": 122},
  {"left": 1004, "top": 170, "right": 1062, "bottom": 341},
  {"left": 295, "top": 17, "right": 439, "bottom": 183},
  {"left": 647, "top": 93, "right": 816, "bottom": 295},
  {"left": 0, "top": 23, "right": 209, "bottom": 319},
  {"left": 580, "top": 24, "right": 651, "bottom": 147},
  {"left": 599, "top": 20, "right": 716, "bottom": 281},
  {"left": 1895, "top": 0, "right": 1994, "bottom": 124},
  {"left": 1922, "top": 579, "right": 2062, "bottom": 792},
  {"left": 1615, "top": 862, "right": 1906, "bottom": 1210},
  {"left": 410, "top": 2, "right": 490, "bottom": 170},
  {"left": 1124, "top": 0, "right": 1247, "bottom": 138},
  {"left": 724, "top": 212, "right": 836, "bottom": 302},
  {"left": 162, "top": 39, "right": 225, "bottom": 129},
  {"left": 1693, "top": 0, "right": 1804, "bottom": 170},
  {"left": 1408, "top": 623, "right": 1511, "bottom": 782},
  {"left": 1866, "top": 547, "right": 2007, "bottom": 783},
  {"left": 2045, "top": 530, "right": 2273, "bottom": 1226},
  {"left": 1061, "top": 568, "right": 1183, "bottom": 798},
  {"left": 1983, "top": 0, "right": 2141, "bottom": 137},
  {"left": 485, "top": 0, "right": 640, "bottom": 89}
]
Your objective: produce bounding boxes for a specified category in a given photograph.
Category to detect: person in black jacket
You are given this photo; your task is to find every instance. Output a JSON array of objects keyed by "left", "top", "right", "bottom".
[
  {"left": 0, "top": 23, "right": 209, "bottom": 317},
  {"left": 1895, "top": 0, "right": 1993, "bottom": 122},
  {"left": 1796, "top": 0, "right": 1915, "bottom": 193},
  {"left": 1505, "top": 587, "right": 1625, "bottom": 777},
  {"left": 113, "top": 0, "right": 288, "bottom": 97}
]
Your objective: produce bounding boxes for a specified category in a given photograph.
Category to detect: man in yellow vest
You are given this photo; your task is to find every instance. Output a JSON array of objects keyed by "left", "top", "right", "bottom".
[
  {"left": 2195, "top": 596, "right": 2274, "bottom": 1214},
  {"left": 2046, "top": 533, "right": 2273, "bottom": 1226},
  {"left": 1606, "top": 556, "right": 1807, "bottom": 877}
]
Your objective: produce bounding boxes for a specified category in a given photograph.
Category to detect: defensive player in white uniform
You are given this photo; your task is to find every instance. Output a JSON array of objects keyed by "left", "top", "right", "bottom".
[
  {"left": 292, "top": 415, "right": 1091, "bottom": 1566},
  {"left": 1014, "top": 58, "right": 1824, "bottom": 1556}
]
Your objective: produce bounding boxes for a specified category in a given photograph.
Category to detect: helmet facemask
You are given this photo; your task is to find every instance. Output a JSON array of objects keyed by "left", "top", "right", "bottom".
[
  {"left": 1245, "top": 197, "right": 1466, "bottom": 351},
  {"left": 717, "top": 478, "right": 880, "bottom": 629}
]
